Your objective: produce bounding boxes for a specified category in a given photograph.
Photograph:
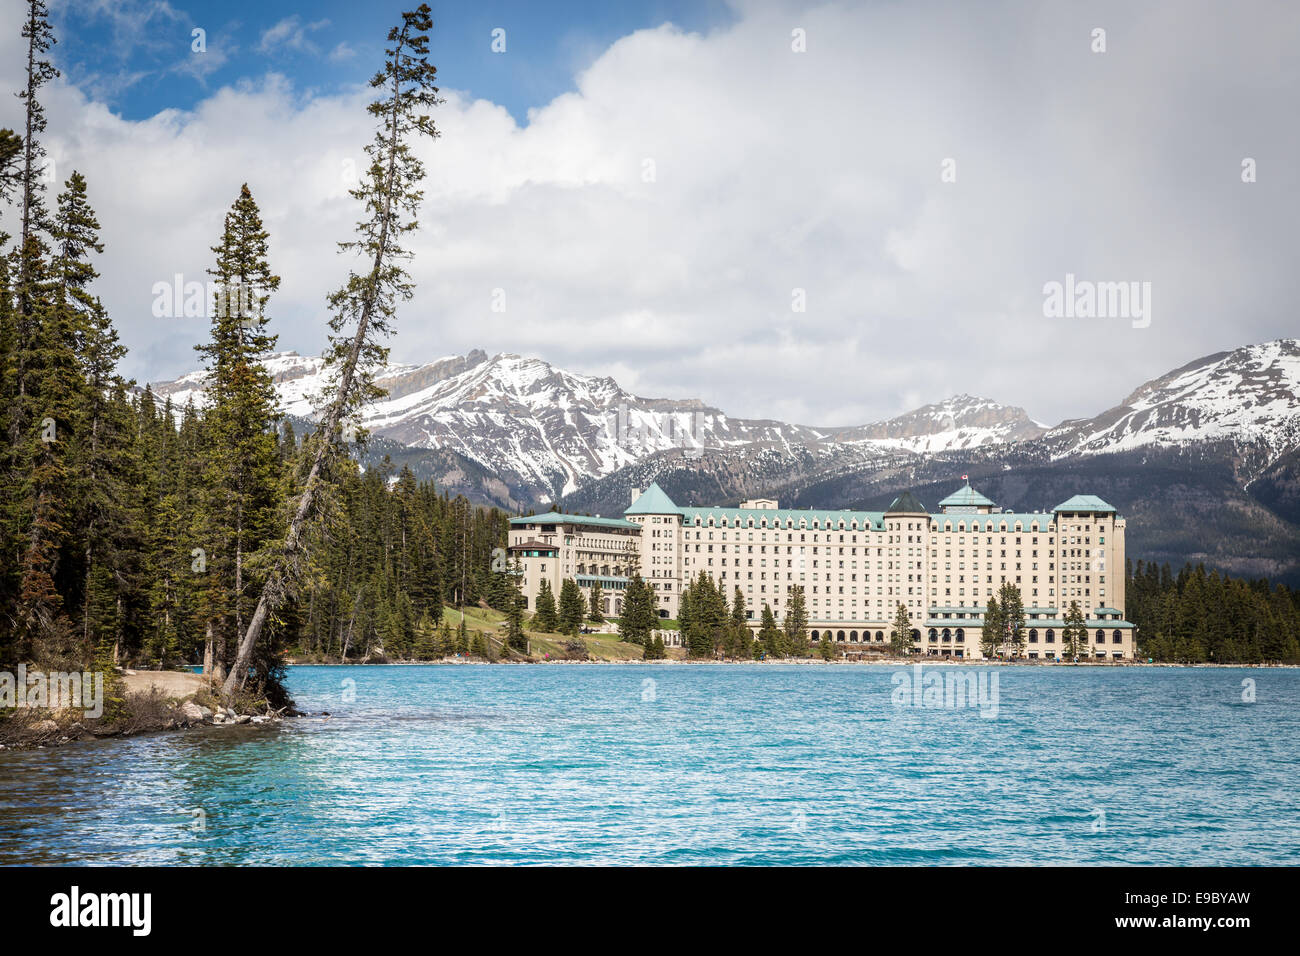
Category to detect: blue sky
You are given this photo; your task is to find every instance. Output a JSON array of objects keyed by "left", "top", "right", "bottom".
[{"left": 55, "top": 0, "right": 735, "bottom": 123}]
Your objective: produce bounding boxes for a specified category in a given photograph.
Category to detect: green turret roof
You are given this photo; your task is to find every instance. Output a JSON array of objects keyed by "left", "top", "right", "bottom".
[
  {"left": 625, "top": 482, "right": 683, "bottom": 515},
  {"left": 1053, "top": 494, "right": 1117, "bottom": 514},
  {"left": 938, "top": 482, "right": 995, "bottom": 508},
  {"left": 885, "top": 490, "right": 927, "bottom": 514}
]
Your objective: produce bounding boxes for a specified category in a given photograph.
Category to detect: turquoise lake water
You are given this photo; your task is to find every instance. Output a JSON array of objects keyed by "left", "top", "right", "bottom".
[{"left": 1, "top": 663, "right": 1297, "bottom": 865}]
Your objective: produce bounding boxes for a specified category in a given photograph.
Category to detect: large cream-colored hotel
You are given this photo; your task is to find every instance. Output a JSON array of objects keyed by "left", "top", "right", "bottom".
[{"left": 508, "top": 481, "right": 1136, "bottom": 659}]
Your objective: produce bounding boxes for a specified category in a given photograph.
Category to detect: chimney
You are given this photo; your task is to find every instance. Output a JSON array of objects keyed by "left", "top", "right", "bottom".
[{"left": 630, "top": 487, "right": 641, "bottom": 505}]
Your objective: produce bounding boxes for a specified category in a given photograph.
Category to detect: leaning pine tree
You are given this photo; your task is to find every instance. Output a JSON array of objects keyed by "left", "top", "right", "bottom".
[{"left": 224, "top": 5, "right": 441, "bottom": 697}]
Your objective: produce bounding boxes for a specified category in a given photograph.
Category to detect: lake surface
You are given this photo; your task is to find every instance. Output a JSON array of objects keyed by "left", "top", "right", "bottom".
[{"left": 1, "top": 664, "right": 1297, "bottom": 865}]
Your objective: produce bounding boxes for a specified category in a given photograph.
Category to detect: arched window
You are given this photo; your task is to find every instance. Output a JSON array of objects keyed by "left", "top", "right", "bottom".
[
  {"left": 810, "top": 630, "right": 820, "bottom": 641},
  {"left": 955, "top": 628, "right": 965, "bottom": 643},
  {"left": 849, "top": 630, "right": 858, "bottom": 641},
  {"left": 928, "top": 628, "right": 938, "bottom": 641},
  {"left": 1045, "top": 628, "right": 1055, "bottom": 643},
  {"left": 1113, "top": 629, "right": 1123, "bottom": 644},
  {"left": 837, "top": 630, "right": 845, "bottom": 640},
  {"left": 1029, "top": 628, "right": 1038, "bottom": 643}
]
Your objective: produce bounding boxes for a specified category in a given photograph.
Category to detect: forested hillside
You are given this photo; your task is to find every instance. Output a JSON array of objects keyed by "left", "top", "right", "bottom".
[{"left": 1127, "top": 561, "right": 1300, "bottom": 663}]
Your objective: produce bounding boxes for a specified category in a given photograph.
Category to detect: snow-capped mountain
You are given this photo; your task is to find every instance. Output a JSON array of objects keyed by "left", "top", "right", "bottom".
[
  {"left": 149, "top": 339, "right": 1300, "bottom": 510},
  {"left": 830, "top": 395, "right": 1047, "bottom": 453},
  {"left": 1044, "top": 339, "right": 1300, "bottom": 470}
]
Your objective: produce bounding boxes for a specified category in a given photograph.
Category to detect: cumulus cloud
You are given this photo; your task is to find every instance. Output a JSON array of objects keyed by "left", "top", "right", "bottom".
[{"left": 0, "top": 0, "right": 1296, "bottom": 428}]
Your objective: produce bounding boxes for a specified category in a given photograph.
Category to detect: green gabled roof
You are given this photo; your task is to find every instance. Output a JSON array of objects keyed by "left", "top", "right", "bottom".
[
  {"left": 1053, "top": 494, "right": 1117, "bottom": 514},
  {"left": 885, "top": 490, "right": 927, "bottom": 514},
  {"left": 679, "top": 505, "right": 887, "bottom": 530},
  {"left": 938, "top": 482, "right": 995, "bottom": 508},
  {"left": 931, "top": 513, "right": 1055, "bottom": 531},
  {"left": 625, "top": 482, "right": 683, "bottom": 515},
  {"left": 510, "top": 512, "right": 639, "bottom": 530}
]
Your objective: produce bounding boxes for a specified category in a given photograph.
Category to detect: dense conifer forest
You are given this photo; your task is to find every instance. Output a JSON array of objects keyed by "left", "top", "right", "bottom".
[{"left": 1126, "top": 560, "right": 1300, "bottom": 663}]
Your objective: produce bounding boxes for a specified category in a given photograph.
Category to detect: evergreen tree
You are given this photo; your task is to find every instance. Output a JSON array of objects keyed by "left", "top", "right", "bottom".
[
  {"left": 889, "top": 603, "right": 912, "bottom": 656},
  {"left": 643, "top": 633, "right": 666, "bottom": 660},
  {"left": 618, "top": 573, "right": 653, "bottom": 645},
  {"left": 683, "top": 572, "right": 723, "bottom": 658},
  {"left": 195, "top": 184, "right": 283, "bottom": 688},
  {"left": 818, "top": 630, "right": 835, "bottom": 660},
  {"left": 980, "top": 595, "right": 1003, "bottom": 659},
  {"left": 998, "top": 581, "right": 1025, "bottom": 657},
  {"left": 0, "top": 128, "right": 21, "bottom": 207},
  {"left": 726, "top": 586, "right": 752, "bottom": 658},
  {"left": 558, "top": 577, "right": 585, "bottom": 636},
  {"left": 587, "top": 579, "right": 605, "bottom": 622},
  {"left": 1062, "top": 600, "right": 1087, "bottom": 659},
  {"left": 783, "top": 584, "right": 809, "bottom": 656},
  {"left": 503, "top": 560, "right": 526, "bottom": 652},
  {"left": 532, "top": 578, "right": 559, "bottom": 632},
  {"left": 758, "top": 603, "right": 781, "bottom": 659}
]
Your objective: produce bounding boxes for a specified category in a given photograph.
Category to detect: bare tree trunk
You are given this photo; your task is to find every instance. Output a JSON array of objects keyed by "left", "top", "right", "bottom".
[
  {"left": 202, "top": 621, "right": 214, "bottom": 680},
  {"left": 341, "top": 586, "right": 362, "bottom": 664}
]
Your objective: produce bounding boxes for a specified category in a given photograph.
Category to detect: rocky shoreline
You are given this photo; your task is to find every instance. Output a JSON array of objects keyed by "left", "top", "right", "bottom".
[{"left": 0, "top": 669, "right": 291, "bottom": 753}]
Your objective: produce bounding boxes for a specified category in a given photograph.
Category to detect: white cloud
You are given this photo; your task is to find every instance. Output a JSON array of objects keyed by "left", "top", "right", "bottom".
[
  {"left": 0, "top": 0, "right": 1297, "bottom": 428},
  {"left": 327, "top": 42, "right": 355, "bottom": 63},
  {"left": 257, "top": 16, "right": 330, "bottom": 56}
]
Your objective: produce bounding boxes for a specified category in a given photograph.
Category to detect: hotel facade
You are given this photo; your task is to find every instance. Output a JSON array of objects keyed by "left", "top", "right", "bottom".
[{"left": 508, "top": 481, "right": 1136, "bottom": 660}]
